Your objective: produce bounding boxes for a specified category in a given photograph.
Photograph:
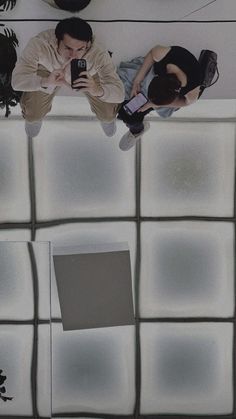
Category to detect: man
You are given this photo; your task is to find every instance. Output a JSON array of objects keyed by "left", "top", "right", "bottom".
[
  {"left": 42, "top": 0, "right": 91, "bottom": 12},
  {"left": 117, "top": 45, "right": 202, "bottom": 151},
  {"left": 12, "top": 17, "right": 124, "bottom": 138}
]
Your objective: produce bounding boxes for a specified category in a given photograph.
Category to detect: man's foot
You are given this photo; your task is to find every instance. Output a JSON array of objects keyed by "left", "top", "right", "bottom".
[
  {"left": 119, "top": 121, "right": 150, "bottom": 151},
  {"left": 25, "top": 120, "right": 42, "bottom": 138},
  {"left": 100, "top": 120, "right": 117, "bottom": 137}
]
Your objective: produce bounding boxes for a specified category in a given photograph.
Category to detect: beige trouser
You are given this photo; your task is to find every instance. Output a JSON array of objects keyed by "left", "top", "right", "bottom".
[{"left": 20, "top": 67, "right": 120, "bottom": 123}]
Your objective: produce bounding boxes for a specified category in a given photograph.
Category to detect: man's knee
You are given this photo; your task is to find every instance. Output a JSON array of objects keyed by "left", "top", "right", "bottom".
[
  {"left": 21, "top": 103, "right": 50, "bottom": 122},
  {"left": 20, "top": 92, "right": 53, "bottom": 122},
  {"left": 20, "top": 104, "right": 41, "bottom": 122},
  {"left": 93, "top": 102, "right": 120, "bottom": 122},
  {"left": 23, "top": 113, "right": 43, "bottom": 123}
]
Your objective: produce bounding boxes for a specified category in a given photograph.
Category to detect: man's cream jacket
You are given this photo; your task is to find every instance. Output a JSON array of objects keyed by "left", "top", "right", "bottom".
[{"left": 12, "top": 29, "right": 125, "bottom": 103}]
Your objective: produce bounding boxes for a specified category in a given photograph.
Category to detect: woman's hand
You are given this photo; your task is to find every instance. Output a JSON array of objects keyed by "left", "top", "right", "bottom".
[
  {"left": 130, "top": 80, "right": 141, "bottom": 98},
  {"left": 137, "top": 102, "right": 154, "bottom": 112}
]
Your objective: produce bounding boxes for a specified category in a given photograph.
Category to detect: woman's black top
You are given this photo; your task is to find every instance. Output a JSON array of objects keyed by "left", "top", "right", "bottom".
[{"left": 153, "top": 46, "right": 202, "bottom": 96}]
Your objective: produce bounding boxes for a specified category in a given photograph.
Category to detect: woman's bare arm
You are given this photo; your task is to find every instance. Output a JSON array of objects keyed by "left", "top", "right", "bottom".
[
  {"left": 184, "top": 86, "right": 201, "bottom": 104},
  {"left": 130, "top": 45, "right": 171, "bottom": 97}
]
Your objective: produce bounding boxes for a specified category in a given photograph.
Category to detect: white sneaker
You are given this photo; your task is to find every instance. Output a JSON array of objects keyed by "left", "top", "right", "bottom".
[
  {"left": 100, "top": 120, "right": 117, "bottom": 137},
  {"left": 25, "top": 120, "right": 42, "bottom": 138},
  {"left": 119, "top": 121, "right": 150, "bottom": 151}
]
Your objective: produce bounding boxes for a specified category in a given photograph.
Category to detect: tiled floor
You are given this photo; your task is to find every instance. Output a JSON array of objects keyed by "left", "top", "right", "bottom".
[
  {"left": 0, "top": 1, "right": 236, "bottom": 418},
  {"left": 0, "top": 116, "right": 235, "bottom": 419}
]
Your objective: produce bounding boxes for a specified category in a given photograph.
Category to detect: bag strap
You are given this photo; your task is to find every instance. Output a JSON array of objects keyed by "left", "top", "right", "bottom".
[
  {"left": 207, "top": 65, "right": 219, "bottom": 87},
  {"left": 198, "top": 49, "right": 219, "bottom": 97}
]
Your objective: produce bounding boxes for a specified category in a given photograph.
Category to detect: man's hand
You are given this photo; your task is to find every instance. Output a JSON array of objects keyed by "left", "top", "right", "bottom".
[
  {"left": 72, "top": 71, "right": 104, "bottom": 96},
  {"left": 41, "top": 69, "right": 69, "bottom": 88},
  {"left": 130, "top": 80, "right": 141, "bottom": 98}
]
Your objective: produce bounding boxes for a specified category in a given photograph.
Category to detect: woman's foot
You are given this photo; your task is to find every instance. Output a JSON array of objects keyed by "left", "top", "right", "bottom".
[{"left": 119, "top": 121, "right": 150, "bottom": 151}]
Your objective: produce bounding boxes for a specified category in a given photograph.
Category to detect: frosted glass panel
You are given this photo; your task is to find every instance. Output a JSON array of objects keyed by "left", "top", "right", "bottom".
[
  {"left": 140, "top": 222, "right": 234, "bottom": 317},
  {"left": 0, "top": 230, "right": 31, "bottom": 241},
  {"left": 34, "top": 120, "right": 135, "bottom": 220},
  {"left": 37, "top": 324, "right": 51, "bottom": 417},
  {"left": 0, "top": 242, "right": 51, "bottom": 416},
  {"left": 0, "top": 242, "right": 33, "bottom": 320},
  {"left": 32, "top": 242, "right": 51, "bottom": 320},
  {"left": 141, "top": 123, "right": 235, "bottom": 216},
  {"left": 0, "top": 241, "right": 51, "bottom": 320},
  {"left": 0, "top": 121, "right": 30, "bottom": 222},
  {"left": 141, "top": 323, "right": 233, "bottom": 414},
  {"left": 52, "top": 323, "right": 135, "bottom": 414}
]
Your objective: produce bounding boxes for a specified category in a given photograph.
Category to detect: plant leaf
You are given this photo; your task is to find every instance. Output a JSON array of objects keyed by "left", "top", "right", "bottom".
[
  {"left": 0, "top": 376, "right": 6, "bottom": 385},
  {"left": 0, "top": 395, "right": 13, "bottom": 402}
]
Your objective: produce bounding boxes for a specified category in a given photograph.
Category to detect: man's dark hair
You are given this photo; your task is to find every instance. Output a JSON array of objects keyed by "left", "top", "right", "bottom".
[
  {"left": 55, "top": 17, "right": 92, "bottom": 42},
  {"left": 54, "top": 0, "right": 90, "bottom": 12},
  {"left": 148, "top": 74, "right": 181, "bottom": 106}
]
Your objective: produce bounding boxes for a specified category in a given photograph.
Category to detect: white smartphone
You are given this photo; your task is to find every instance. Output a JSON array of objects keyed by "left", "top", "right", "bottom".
[{"left": 123, "top": 92, "right": 148, "bottom": 115}]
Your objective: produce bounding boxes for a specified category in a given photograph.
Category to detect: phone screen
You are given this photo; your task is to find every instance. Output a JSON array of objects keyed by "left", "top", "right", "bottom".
[{"left": 123, "top": 93, "right": 148, "bottom": 115}]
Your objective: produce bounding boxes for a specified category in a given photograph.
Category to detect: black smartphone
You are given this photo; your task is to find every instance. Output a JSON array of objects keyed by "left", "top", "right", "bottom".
[
  {"left": 123, "top": 92, "right": 148, "bottom": 115},
  {"left": 71, "top": 58, "right": 87, "bottom": 89}
]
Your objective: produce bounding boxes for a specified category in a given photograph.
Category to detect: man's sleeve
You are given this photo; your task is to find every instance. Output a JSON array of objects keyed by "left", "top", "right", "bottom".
[
  {"left": 12, "top": 37, "right": 53, "bottom": 93},
  {"left": 94, "top": 51, "right": 125, "bottom": 103}
]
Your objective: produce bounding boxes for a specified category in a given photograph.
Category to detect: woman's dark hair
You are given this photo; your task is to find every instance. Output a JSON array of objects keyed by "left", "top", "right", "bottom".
[
  {"left": 55, "top": 17, "right": 92, "bottom": 42},
  {"left": 54, "top": 0, "right": 90, "bottom": 12},
  {"left": 148, "top": 74, "right": 181, "bottom": 106}
]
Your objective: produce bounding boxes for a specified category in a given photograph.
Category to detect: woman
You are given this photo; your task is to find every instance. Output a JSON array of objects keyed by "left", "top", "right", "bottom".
[{"left": 117, "top": 45, "right": 202, "bottom": 151}]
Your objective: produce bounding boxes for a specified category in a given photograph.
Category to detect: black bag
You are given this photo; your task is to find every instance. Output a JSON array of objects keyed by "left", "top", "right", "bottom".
[
  {"left": 0, "top": 0, "right": 17, "bottom": 11},
  {"left": 198, "top": 49, "right": 219, "bottom": 97},
  {"left": 0, "top": 27, "right": 22, "bottom": 117}
]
